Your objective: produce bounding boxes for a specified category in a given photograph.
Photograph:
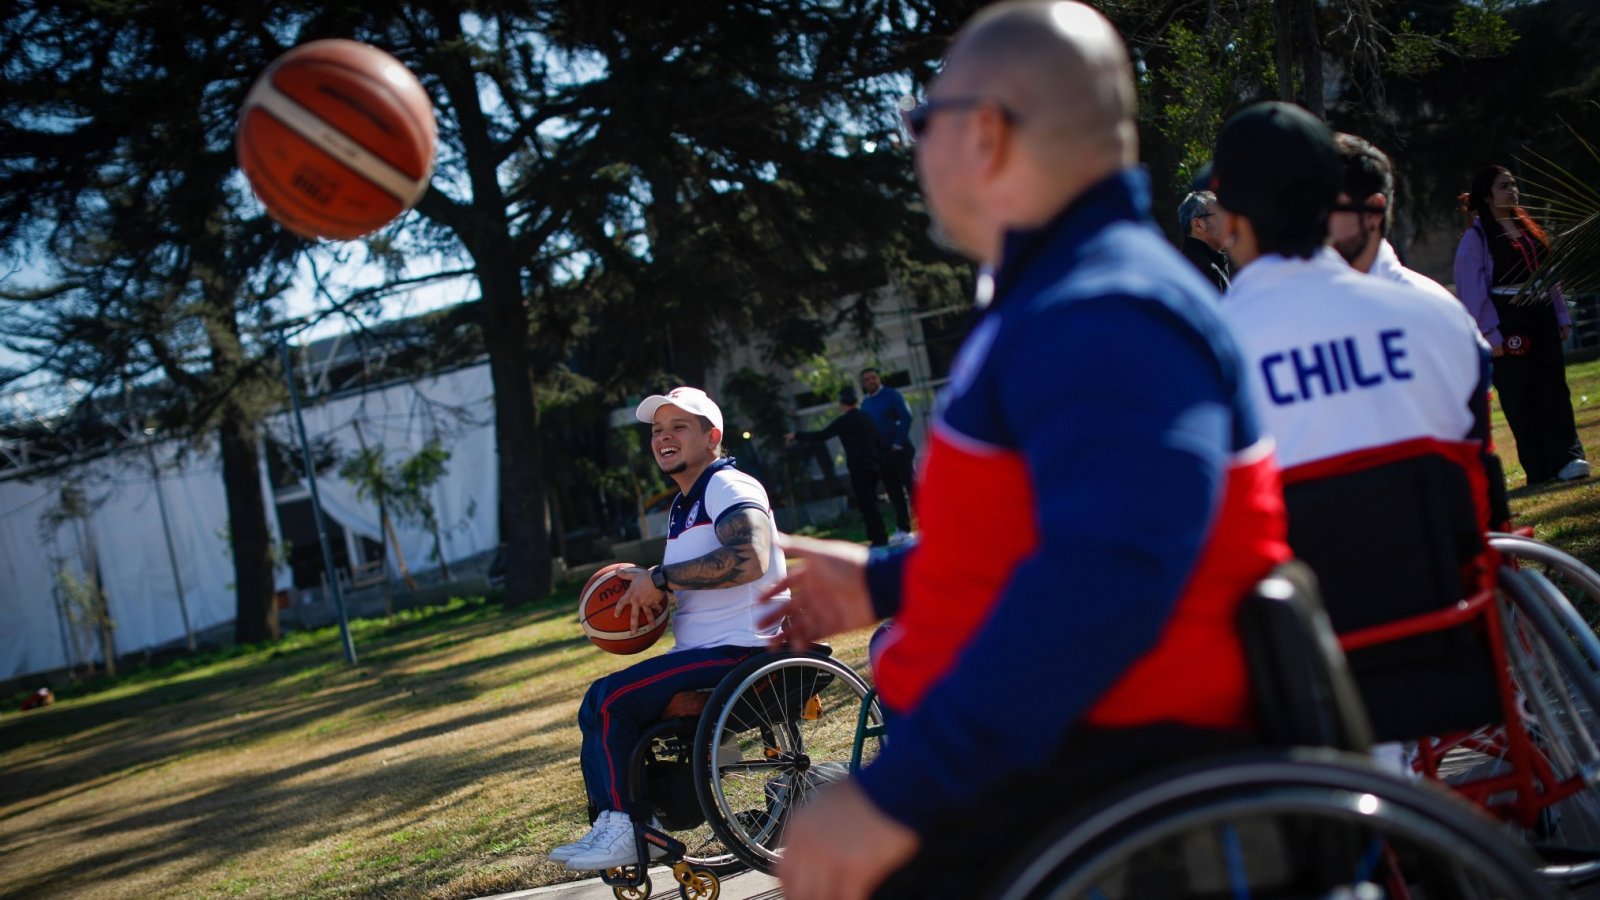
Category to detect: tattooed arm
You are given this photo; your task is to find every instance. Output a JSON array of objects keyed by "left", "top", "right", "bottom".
[{"left": 661, "top": 508, "right": 773, "bottom": 589}]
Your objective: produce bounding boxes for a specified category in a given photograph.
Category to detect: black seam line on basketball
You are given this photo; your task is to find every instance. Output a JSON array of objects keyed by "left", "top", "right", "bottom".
[
  {"left": 277, "top": 55, "right": 433, "bottom": 143},
  {"left": 247, "top": 109, "right": 408, "bottom": 222},
  {"left": 272, "top": 59, "right": 430, "bottom": 177},
  {"left": 316, "top": 83, "right": 400, "bottom": 137},
  {"left": 246, "top": 82, "right": 422, "bottom": 202}
]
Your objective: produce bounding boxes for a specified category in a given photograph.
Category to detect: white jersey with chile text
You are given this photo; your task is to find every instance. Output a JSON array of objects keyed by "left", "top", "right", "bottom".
[{"left": 1221, "top": 248, "right": 1490, "bottom": 472}]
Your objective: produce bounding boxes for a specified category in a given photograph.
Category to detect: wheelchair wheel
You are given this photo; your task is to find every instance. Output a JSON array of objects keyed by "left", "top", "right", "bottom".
[
  {"left": 1496, "top": 565, "right": 1600, "bottom": 881},
  {"left": 1491, "top": 532, "right": 1600, "bottom": 632},
  {"left": 691, "top": 650, "right": 883, "bottom": 872},
  {"left": 994, "top": 750, "right": 1557, "bottom": 900}
]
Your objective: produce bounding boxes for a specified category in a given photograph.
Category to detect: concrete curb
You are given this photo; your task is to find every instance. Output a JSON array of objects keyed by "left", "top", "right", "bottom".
[{"left": 476, "top": 866, "right": 780, "bottom": 900}]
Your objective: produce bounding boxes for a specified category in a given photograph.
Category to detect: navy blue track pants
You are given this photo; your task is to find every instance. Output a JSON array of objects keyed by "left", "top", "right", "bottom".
[{"left": 578, "top": 644, "right": 760, "bottom": 814}]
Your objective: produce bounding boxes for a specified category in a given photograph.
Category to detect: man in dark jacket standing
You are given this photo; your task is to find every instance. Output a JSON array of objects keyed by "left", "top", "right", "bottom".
[
  {"left": 787, "top": 386, "right": 889, "bottom": 546},
  {"left": 1178, "top": 190, "right": 1231, "bottom": 291}
]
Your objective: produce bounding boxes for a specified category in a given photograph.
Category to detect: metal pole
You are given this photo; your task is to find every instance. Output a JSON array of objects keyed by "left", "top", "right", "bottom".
[
  {"left": 280, "top": 339, "right": 357, "bottom": 665},
  {"left": 143, "top": 438, "right": 196, "bottom": 651}
]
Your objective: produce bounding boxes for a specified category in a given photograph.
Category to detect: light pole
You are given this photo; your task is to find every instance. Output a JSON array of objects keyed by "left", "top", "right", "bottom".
[{"left": 279, "top": 337, "right": 357, "bottom": 665}]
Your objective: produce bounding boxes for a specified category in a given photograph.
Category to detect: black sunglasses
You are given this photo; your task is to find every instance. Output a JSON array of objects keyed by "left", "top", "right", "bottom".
[
  {"left": 899, "top": 96, "right": 1019, "bottom": 143},
  {"left": 1330, "top": 203, "right": 1386, "bottom": 214}
]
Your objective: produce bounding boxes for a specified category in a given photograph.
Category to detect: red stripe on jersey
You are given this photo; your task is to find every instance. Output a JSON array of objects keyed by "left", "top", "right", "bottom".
[
  {"left": 874, "top": 430, "right": 1038, "bottom": 712},
  {"left": 1085, "top": 450, "right": 1290, "bottom": 729}
]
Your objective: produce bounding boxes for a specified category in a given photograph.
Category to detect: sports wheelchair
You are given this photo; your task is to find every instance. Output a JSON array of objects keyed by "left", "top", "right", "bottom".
[
  {"left": 596, "top": 645, "right": 886, "bottom": 900},
  {"left": 991, "top": 562, "right": 1559, "bottom": 900},
  {"left": 1278, "top": 451, "right": 1600, "bottom": 884}
]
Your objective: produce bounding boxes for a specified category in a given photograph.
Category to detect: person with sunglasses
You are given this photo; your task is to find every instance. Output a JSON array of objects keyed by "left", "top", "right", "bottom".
[
  {"left": 1178, "top": 190, "right": 1231, "bottom": 291},
  {"left": 759, "top": 3, "right": 1291, "bottom": 898},
  {"left": 1329, "top": 133, "right": 1452, "bottom": 302}
]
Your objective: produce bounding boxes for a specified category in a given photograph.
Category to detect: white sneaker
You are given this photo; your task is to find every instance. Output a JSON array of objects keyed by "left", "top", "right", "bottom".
[
  {"left": 565, "top": 810, "right": 667, "bottom": 871},
  {"left": 1558, "top": 459, "right": 1591, "bottom": 481},
  {"left": 888, "top": 530, "right": 912, "bottom": 546},
  {"left": 548, "top": 813, "right": 611, "bottom": 863}
]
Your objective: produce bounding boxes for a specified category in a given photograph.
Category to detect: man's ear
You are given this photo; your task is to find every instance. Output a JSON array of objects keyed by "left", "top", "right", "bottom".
[
  {"left": 708, "top": 426, "right": 723, "bottom": 447},
  {"left": 970, "top": 100, "right": 1013, "bottom": 179},
  {"left": 1367, "top": 192, "right": 1388, "bottom": 230}
]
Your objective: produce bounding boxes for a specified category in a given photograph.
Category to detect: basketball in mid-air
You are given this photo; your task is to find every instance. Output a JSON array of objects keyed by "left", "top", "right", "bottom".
[
  {"left": 580, "top": 562, "right": 670, "bottom": 655},
  {"left": 236, "top": 39, "right": 436, "bottom": 241}
]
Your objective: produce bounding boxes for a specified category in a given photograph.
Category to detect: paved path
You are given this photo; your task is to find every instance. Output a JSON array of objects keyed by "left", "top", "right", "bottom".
[{"left": 478, "top": 866, "right": 780, "bottom": 900}]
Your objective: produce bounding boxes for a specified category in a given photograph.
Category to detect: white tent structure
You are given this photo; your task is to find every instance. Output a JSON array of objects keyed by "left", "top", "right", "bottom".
[{"left": 0, "top": 363, "right": 501, "bottom": 681}]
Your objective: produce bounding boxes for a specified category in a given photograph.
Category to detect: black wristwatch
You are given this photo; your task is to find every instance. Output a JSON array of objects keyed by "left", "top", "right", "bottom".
[{"left": 650, "top": 565, "right": 670, "bottom": 592}]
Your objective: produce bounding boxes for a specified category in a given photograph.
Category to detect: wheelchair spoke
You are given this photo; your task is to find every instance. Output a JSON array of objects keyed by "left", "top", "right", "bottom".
[{"left": 692, "top": 651, "right": 884, "bottom": 872}]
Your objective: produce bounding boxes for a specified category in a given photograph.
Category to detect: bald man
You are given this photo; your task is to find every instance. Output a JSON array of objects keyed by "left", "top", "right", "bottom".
[{"left": 760, "top": 3, "right": 1290, "bottom": 897}]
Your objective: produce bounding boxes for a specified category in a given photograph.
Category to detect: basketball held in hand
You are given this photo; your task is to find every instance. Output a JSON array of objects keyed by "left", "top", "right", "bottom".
[
  {"left": 580, "top": 562, "right": 670, "bottom": 655},
  {"left": 237, "top": 39, "right": 436, "bottom": 241}
]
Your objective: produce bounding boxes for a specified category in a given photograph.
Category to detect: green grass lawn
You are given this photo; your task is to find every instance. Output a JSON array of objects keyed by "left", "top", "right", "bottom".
[
  {"left": 5, "top": 361, "right": 1600, "bottom": 900},
  {"left": 0, "top": 526, "right": 874, "bottom": 900}
]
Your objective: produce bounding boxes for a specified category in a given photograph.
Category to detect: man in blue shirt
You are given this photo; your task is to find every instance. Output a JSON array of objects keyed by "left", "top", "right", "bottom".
[{"left": 858, "top": 367, "right": 915, "bottom": 542}]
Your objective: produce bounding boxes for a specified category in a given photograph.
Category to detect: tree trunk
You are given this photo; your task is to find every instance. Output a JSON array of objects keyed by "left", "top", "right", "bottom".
[
  {"left": 1272, "top": 0, "right": 1296, "bottom": 103},
  {"left": 221, "top": 413, "right": 278, "bottom": 645},
  {"left": 382, "top": 504, "right": 418, "bottom": 593},
  {"left": 1294, "top": 0, "right": 1325, "bottom": 118},
  {"left": 482, "top": 259, "right": 551, "bottom": 606},
  {"left": 434, "top": 8, "right": 551, "bottom": 606}
]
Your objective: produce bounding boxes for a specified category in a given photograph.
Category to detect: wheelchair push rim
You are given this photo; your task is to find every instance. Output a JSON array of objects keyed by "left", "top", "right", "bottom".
[
  {"left": 994, "top": 750, "right": 1556, "bottom": 900},
  {"left": 691, "top": 650, "right": 884, "bottom": 872}
]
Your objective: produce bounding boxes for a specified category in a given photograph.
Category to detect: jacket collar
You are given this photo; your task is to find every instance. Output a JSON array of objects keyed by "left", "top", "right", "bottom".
[{"left": 990, "top": 168, "right": 1152, "bottom": 310}]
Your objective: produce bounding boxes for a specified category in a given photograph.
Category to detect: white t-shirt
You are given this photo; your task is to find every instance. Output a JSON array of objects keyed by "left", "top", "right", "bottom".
[{"left": 662, "top": 461, "right": 789, "bottom": 650}]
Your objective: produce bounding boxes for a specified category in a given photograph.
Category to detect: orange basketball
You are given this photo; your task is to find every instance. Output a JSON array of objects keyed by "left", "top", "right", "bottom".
[
  {"left": 579, "top": 562, "right": 670, "bottom": 655},
  {"left": 236, "top": 39, "right": 436, "bottom": 241}
]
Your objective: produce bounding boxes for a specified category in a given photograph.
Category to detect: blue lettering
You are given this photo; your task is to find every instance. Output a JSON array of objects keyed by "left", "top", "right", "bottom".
[
  {"left": 1292, "top": 345, "right": 1333, "bottom": 401},
  {"left": 1344, "top": 337, "right": 1383, "bottom": 387},
  {"left": 1381, "top": 329, "right": 1413, "bottom": 380},
  {"left": 1261, "top": 354, "right": 1296, "bottom": 405},
  {"left": 1329, "top": 338, "right": 1350, "bottom": 392}
]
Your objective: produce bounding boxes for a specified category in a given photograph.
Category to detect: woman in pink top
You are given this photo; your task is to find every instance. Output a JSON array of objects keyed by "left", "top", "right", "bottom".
[{"left": 1453, "top": 165, "right": 1589, "bottom": 485}]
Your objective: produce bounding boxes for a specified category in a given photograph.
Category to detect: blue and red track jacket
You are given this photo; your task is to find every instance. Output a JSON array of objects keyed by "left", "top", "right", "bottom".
[{"left": 857, "top": 169, "right": 1290, "bottom": 831}]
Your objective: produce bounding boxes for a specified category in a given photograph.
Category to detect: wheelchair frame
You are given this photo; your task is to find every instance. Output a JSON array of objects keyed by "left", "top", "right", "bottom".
[
  {"left": 983, "top": 561, "right": 1561, "bottom": 899},
  {"left": 993, "top": 749, "right": 1559, "bottom": 900},
  {"left": 1338, "top": 537, "right": 1600, "bottom": 883},
  {"left": 596, "top": 646, "right": 883, "bottom": 900}
]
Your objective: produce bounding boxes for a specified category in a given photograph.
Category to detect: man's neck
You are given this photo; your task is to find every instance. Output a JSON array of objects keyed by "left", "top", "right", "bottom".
[
  {"left": 672, "top": 459, "right": 714, "bottom": 495},
  {"left": 1351, "top": 238, "right": 1379, "bottom": 274},
  {"left": 988, "top": 159, "right": 1126, "bottom": 270}
]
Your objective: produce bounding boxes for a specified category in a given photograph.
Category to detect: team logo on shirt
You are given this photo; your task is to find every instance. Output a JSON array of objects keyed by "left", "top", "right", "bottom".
[
  {"left": 687, "top": 501, "right": 702, "bottom": 527},
  {"left": 1505, "top": 334, "right": 1528, "bottom": 356}
]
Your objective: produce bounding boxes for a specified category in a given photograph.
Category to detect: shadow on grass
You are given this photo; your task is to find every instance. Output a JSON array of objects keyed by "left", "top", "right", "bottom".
[
  {"left": 2, "top": 735, "right": 575, "bottom": 899},
  {"left": 0, "top": 613, "right": 592, "bottom": 815}
]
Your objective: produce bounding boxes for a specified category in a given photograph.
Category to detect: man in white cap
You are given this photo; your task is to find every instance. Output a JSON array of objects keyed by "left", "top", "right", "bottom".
[{"left": 550, "top": 385, "right": 790, "bottom": 871}]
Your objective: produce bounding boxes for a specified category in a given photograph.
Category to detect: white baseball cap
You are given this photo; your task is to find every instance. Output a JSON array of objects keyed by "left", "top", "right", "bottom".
[{"left": 635, "top": 386, "right": 724, "bottom": 432}]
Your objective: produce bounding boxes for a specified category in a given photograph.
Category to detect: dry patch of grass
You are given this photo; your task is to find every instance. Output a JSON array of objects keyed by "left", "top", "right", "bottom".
[{"left": 0, "top": 581, "right": 871, "bottom": 900}]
